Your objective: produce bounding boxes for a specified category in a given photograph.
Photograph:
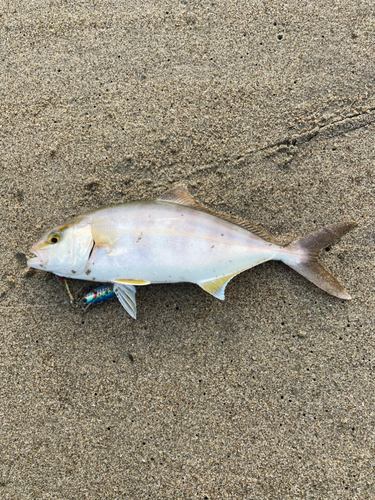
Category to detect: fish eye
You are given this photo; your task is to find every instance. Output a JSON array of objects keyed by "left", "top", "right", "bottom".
[{"left": 47, "top": 232, "right": 61, "bottom": 244}]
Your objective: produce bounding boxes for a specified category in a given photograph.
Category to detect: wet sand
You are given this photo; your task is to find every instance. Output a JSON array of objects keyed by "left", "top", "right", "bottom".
[{"left": 1, "top": 1, "right": 374, "bottom": 498}]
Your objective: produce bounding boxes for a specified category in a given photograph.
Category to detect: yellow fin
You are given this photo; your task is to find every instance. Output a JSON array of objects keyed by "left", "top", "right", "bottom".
[
  {"left": 113, "top": 279, "right": 151, "bottom": 285},
  {"left": 199, "top": 272, "right": 239, "bottom": 300}
]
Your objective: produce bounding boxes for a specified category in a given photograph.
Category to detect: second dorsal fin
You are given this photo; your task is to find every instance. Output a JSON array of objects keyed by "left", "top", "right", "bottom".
[{"left": 157, "top": 186, "right": 278, "bottom": 243}]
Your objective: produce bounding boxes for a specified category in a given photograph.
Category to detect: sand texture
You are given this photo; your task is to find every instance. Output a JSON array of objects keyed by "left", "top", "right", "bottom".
[{"left": 1, "top": 1, "right": 374, "bottom": 498}]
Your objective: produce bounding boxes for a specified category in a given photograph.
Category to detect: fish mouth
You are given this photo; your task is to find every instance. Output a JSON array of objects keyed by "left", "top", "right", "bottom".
[{"left": 27, "top": 247, "right": 49, "bottom": 268}]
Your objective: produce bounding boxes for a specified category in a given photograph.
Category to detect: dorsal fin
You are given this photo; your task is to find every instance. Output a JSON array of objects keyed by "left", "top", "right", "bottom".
[
  {"left": 157, "top": 186, "right": 201, "bottom": 208},
  {"left": 216, "top": 215, "right": 278, "bottom": 243},
  {"left": 157, "top": 186, "right": 277, "bottom": 243}
]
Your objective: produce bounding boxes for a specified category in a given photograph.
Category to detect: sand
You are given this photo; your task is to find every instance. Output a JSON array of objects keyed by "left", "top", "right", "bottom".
[{"left": 1, "top": 0, "right": 374, "bottom": 498}]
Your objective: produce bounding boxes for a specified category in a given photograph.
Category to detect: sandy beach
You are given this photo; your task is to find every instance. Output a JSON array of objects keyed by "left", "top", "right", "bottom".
[{"left": 1, "top": 1, "right": 374, "bottom": 498}]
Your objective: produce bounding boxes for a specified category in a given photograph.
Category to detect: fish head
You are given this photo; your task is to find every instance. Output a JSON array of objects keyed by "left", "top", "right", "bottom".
[{"left": 27, "top": 217, "right": 94, "bottom": 276}]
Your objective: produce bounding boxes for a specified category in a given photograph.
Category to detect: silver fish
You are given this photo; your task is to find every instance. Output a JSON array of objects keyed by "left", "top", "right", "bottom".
[{"left": 27, "top": 186, "right": 357, "bottom": 319}]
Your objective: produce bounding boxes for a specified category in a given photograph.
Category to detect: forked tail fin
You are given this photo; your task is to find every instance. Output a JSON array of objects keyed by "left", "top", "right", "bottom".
[{"left": 282, "top": 222, "right": 357, "bottom": 300}]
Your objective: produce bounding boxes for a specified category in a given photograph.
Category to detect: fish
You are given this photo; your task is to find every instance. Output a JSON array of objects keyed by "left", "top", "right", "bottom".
[{"left": 27, "top": 186, "right": 357, "bottom": 319}]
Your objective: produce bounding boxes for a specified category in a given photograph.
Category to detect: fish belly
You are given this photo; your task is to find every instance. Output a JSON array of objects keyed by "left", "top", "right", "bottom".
[{"left": 79, "top": 202, "right": 279, "bottom": 284}]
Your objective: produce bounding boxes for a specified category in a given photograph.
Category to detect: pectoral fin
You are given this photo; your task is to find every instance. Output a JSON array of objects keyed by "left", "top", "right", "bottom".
[
  {"left": 113, "top": 283, "right": 137, "bottom": 319},
  {"left": 198, "top": 272, "right": 239, "bottom": 300},
  {"left": 91, "top": 217, "right": 120, "bottom": 251}
]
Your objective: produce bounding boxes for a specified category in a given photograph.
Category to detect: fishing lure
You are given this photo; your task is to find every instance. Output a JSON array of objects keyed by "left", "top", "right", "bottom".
[
  {"left": 28, "top": 186, "right": 357, "bottom": 319},
  {"left": 82, "top": 284, "right": 116, "bottom": 307}
]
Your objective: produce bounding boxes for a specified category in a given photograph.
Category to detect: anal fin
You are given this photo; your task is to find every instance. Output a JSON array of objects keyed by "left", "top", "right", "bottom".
[{"left": 198, "top": 272, "right": 239, "bottom": 300}]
